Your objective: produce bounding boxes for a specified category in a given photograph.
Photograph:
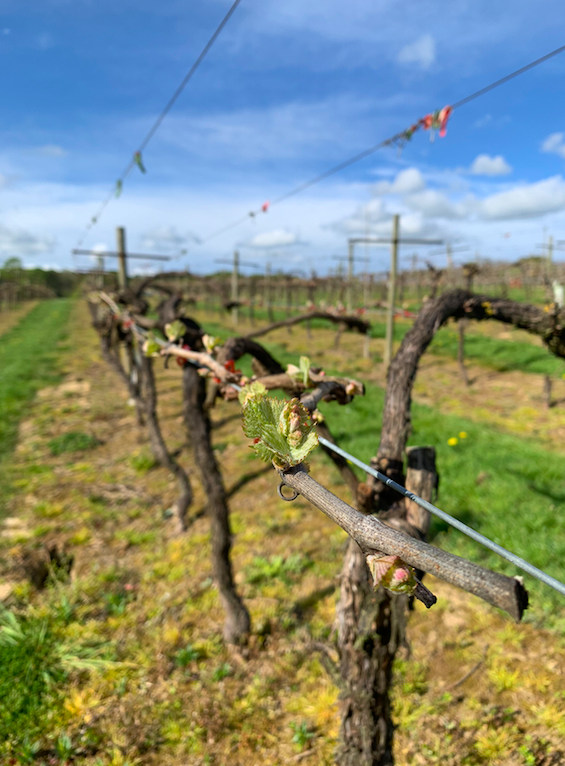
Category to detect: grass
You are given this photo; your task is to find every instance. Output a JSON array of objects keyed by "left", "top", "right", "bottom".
[
  {"left": 48, "top": 431, "right": 99, "bottom": 456},
  {"left": 367, "top": 317, "right": 565, "bottom": 378},
  {"left": 0, "top": 299, "right": 72, "bottom": 504},
  {"left": 0, "top": 602, "right": 116, "bottom": 760}
]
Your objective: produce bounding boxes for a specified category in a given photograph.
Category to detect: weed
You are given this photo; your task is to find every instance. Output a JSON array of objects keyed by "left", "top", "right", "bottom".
[
  {"left": 129, "top": 451, "right": 158, "bottom": 474},
  {"left": 175, "top": 644, "right": 202, "bottom": 667},
  {"left": 290, "top": 720, "right": 315, "bottom": 751},
  {"left": 245, "top": 553, "right": 312, "bottom": 586},
  {"left": 104, "top": 590, "right": 134, "bottom": 616},
  {"left": 115, "top": 529, "right": 157, "bottom": 546},
  {"left": 0, "top": 605, "right": 114, "bottom": 755},
  {"left": 48, "top": 431, "right": 99, "bottom": 456},
  {"left": 518, "top": 744, "right": 536, "bottom": 766},
  {"left": 488, "top": 664, "right": 520, "bottom": 693},
  {"left": 212, "top": 662, "right": 232, "bottom": 681}
]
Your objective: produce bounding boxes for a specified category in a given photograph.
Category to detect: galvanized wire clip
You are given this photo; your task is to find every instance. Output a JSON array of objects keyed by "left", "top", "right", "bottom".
[{"left": 277, "top": 482, "right": 299, "bottom": 502}]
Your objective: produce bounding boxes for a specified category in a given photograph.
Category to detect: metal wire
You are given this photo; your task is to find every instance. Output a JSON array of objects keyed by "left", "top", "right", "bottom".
[{"left": 317, "top": 436, "right": 565, "bottom": 599}]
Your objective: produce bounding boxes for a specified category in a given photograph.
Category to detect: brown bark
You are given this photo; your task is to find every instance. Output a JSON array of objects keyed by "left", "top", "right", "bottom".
[
  {"left": 182, "top": 364, "right": 250, "bottom": 644},
  {"left": 328, "top": 447, "right": 439, "bottom": 766},
  {"left": 281, "top": 466, "right": 526, "bottom": 619},
  {"left": 336, "top": 542, "right": 404, "bottom": 766},
  {"left": 245, "top": 311, "right": 370, "bottom": 340},
  {"left": 216, "top": 336, "right": 285, "bottom": 375}
]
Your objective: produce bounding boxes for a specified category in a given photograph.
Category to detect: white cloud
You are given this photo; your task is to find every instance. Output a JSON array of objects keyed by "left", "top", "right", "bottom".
[
  {"left": 0, "top": 224, "right": 55, "bottom": 257},
  {"left": 541, "top": 132, "right": 565, "bottom": 159},
  {"left": 478, "top": 175, "right": 565, "bottom": 220},
  {"left": 404, "top": 189, "right": 467, "bottom": 219},
  {"left": 469, "top": 154, "right": 512, "bottom": 176},
  {"left": 139, "top": 225, "right": 199, "bottom": 252},
  {"left": 397, "top": 35, "right": 436, "bottom": 69},
  {"left": 158, "top": 93, "right": 407, "bottom": 163},
  {"left": 373, "top": 167, "right": 425, "bottom": 195},
  {"left": 474, "top": 114, "right": 492, "bottom": 129},
  {"left": 247, "top": 229, "right": 299, "bottom": 248},
  {"left": 33, "top": 144, "right": 68, "bottom": 158}
]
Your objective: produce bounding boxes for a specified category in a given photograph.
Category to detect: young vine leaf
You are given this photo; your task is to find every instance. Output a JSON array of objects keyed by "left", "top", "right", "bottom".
[{"left": 241, "top": 387, "right": 318, "bottom": 470}]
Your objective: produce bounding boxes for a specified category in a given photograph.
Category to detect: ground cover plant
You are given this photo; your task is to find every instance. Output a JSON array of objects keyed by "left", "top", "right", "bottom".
[
  {"left": 0, "top": 299, "right": 72, "bottom": 508},
  {"left": 0, "top": 297, "right": 564, "bottom": 764}
]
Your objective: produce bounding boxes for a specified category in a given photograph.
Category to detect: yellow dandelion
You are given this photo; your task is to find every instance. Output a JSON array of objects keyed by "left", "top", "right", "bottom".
[
  {"left": 459, "top": 431, "right": 468, "bottom": 439},
  {"left": 447, "top": 437, "right": 458, "bottom": 447}
]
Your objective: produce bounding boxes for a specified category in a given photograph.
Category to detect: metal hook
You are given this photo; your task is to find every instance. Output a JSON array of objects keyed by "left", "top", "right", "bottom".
[{"left": 277, "top": 482, "right": 299, "bottom": 502}]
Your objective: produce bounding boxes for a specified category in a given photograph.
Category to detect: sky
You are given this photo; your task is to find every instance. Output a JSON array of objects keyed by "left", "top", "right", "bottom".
[{"left": 3, "top": 0, "right": 565, "bottom": 276}]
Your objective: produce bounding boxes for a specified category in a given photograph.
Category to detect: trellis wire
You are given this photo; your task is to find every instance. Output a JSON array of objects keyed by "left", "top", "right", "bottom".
[{"left": 317, "top": 436, "right": 565, "bottom": 599}]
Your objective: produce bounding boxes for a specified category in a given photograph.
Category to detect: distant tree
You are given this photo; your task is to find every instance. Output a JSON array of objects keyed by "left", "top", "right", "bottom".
[{"left": 2, "top": 257, "right": 23, "bottom": 271}]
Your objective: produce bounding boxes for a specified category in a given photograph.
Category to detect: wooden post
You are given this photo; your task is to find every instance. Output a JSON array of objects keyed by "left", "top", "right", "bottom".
[
  {"left": 265, "top": 262, "right": 274, "bottom": 322},
  {"left": 116, "top": 227, "right": 128, "bottom": 289},
  {"left": 446, "top": 242, "right": 453, "bottom": 286},
  {"left": 347, "top": 239, "right": 354, "bottom": 312},
  {"left": 384, "top": 214, "right": 399, "bottom": 371},
  {"left": 248, "top": 276, "right": 255, "bottom": 326},
  {"left": 544, "top": 374, "right": 552, "bottom": 410},
  {"left": 231, "top": 250, "right": 239, "bottom": 326},
  {"left": 548, "top": 235, "right": 554, "bottom": 280},
  {"left": 97, "top": 255, "right": 104, "bottom": 289},
  {"left": 285, "top": 274, "right": 292, "bottom": 332}
]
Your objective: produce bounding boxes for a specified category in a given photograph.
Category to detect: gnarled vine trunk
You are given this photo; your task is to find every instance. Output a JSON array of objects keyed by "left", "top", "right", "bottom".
[
  {"left": 182, "top": 365, "right": 250, "bottom": 644},
  {"left": 336, "top": 451, "right": 436, "bottom": 766},
  {"left": 139, "top": 355, "right": 193, "bottom": 531},
  {"left": 336, "top": 286, "right": 565, "bottom": 764}
]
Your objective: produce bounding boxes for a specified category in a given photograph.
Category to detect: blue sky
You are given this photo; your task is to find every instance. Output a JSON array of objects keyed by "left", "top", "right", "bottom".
[{"left": 2, "top": 0, "right": 565, "bottom": 275}]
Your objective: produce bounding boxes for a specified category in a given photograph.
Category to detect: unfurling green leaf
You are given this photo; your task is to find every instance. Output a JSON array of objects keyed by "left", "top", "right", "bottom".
[
  {"left": 164, "top": 320, "right": 185, "bottom": 342},
  {"left": 238, "top": 381, "right": 267, "bottom": 406},
  {"left": 286, "top": 355, "right": 311, "bottom": 386},
  {"left": 143, "top": 333, "right": 161, "bottom": 357},
  {"left": 241, "top": 391, "right": 318, "bottom": 470},
  {"left": 202, "top": 334, "right": 221, "bottom": 354},
  {"left": 366, "top": 554, "right": 418, "bottom": 596}
]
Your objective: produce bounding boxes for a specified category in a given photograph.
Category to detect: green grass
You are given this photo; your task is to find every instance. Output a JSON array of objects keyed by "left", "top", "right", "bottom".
[
  {"left": 203, "top": 307, "right": 565, "bottom": 378},
  {"left": 429, "top": 325, "right": 565, "bottom": 378},
  {"left": 0, "top": 602, "right": 115, "bottom": 759},
  {"left": 245, "top": 554, "right": 313, "bottom": 587},
  {"left": 48, "top": 430, "right": 99, "bottom": 456},
  {"left": 0, "top": 299, "right": 72, "bottom": 476},
  {"left": 367, "top": 319, "right": 565, "bottom": 378}
]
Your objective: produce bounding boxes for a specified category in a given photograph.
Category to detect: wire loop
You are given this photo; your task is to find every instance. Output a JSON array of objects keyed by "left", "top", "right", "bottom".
[{"left": 277, "top": 482, "right": 299, "bottom": 502}]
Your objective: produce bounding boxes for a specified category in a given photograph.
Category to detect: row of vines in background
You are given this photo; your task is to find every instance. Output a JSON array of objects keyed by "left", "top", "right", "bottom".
[
  {"left": 146, "top": 256, "right": 563, "bottom": 312},
  {"left": 0, "top": 258, "right": 82, "bottom": 310}
]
